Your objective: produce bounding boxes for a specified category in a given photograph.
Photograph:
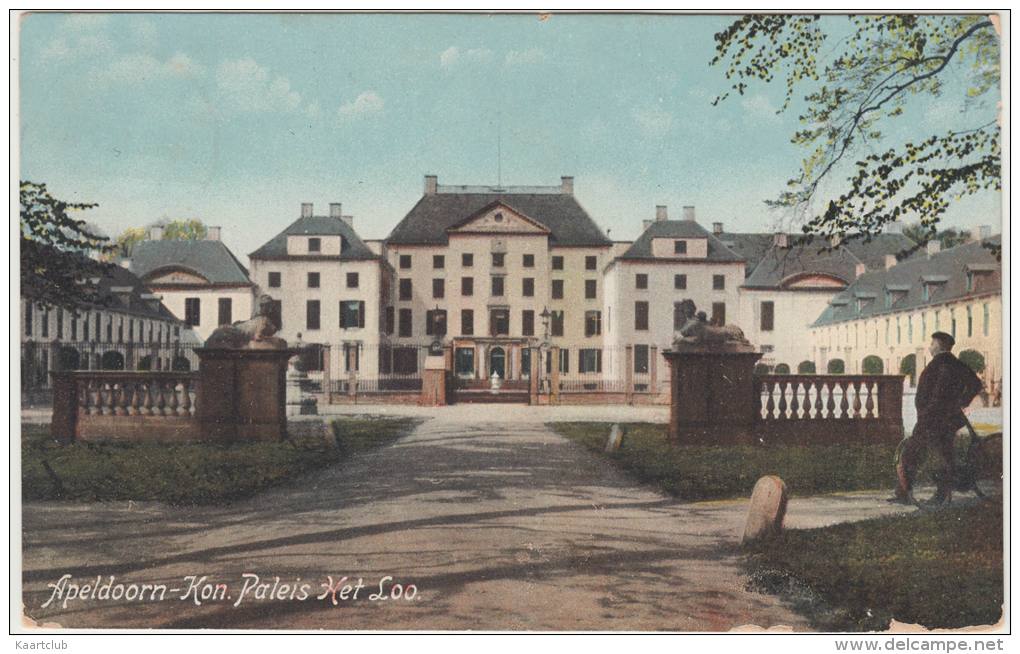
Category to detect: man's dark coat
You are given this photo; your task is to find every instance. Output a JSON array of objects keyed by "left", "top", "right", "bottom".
[{"left": 914, "top": 351, "right": 984, "bottom": 434}]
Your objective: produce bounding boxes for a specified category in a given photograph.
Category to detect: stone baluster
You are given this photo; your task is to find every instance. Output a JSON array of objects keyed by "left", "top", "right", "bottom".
[
  {"left": 90, "top": 380, "right": 102, "bottom": 415},
  {"left": 764, "top": 380, "right": 776, "bottom": 420},
  {"left": 825, "top": 380, "right": 836, "bottom": 419},
  {"left": 167, "top": 381, "right": 180, "bottom": 416},
  {"left": 155, "top": 380, "right": 167, "bottom": 416},
  {"left": 129, "top": 381, "right": 142, "bottom": 415},
  {"left": 838, "top": 381, "right": 850, "bottom": 419},
  {"left": 78, "top": 380, "right": 89, "bottom": 416},
  {"left": 777, "top": 380, "right": 789, "bottom": 419},
  {"left": 789, "top": 381, "right": 801, "bottom": 419},
  {"left": 812, "top": 381, "right": 823, "bottom": 419},
  {"left": 177, "top": 381, "right": 190, "bottom": 417},
  {"left": 864, "top": 381, "right": 876, "bottom": 419},
  {"left": 99, "top": 382, "right": 112, "bottom": 415},
  {"left": 142, "top": 382, "right": 154, "bottom": 416}
]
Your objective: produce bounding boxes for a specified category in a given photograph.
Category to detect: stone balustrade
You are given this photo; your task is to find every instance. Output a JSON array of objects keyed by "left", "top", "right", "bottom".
[
  {"left": 753, "top": 374, "right": 904, "bottom": 444},
  {"left": 51, "top": 371, "right": 201, "bottom": 443}
]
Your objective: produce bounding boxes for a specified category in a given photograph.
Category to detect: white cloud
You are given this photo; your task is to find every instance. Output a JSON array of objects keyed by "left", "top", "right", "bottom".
[
  {"left": 439, "top": 46, "right": 493, "bottom": 69},
  {"left": 89, "top": 52, "right": 204, "bottom": 86},
  {"left": 741, "top": 94, "right": 781, "bottom": 124},
  {"left": 632, "top": 104, "right": 674, "bottom": 138},
  {"left": 505, "top": 47, "right": 546, "bottom": 66},
  {"left": 215, "top": 58, "right": 302, "bottom": 113},
  {"left": 338, "top": 91, "right": 384, "bottom": 119}
]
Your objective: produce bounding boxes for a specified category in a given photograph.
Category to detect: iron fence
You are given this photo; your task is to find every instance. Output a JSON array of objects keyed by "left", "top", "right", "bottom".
[{"left": 21, "top": 340, "right": 202, "bottom": 392}]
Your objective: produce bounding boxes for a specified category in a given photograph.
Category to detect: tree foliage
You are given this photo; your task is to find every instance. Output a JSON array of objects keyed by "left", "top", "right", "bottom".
[
  {"left": 108, "top": 218, "right": 209, "bottom": 259},
  {"left": 20, "top": 181, "right": 113, "bottom": 312},
  {"left": 711, "top": 14, "right": 1001, "bottom": 259},
  {"left": 901, "top": 222, "right": 972, "bottom": 250}
]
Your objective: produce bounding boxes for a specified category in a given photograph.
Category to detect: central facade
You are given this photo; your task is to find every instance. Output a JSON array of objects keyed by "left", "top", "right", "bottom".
[{"left": 383, "top": 175, "right": 613, "bottom": 388}]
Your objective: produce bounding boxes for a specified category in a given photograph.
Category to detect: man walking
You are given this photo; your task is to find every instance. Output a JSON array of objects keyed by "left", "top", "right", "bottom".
[{"left": 892, "top": 332, "right": 984, "bottom": 506}]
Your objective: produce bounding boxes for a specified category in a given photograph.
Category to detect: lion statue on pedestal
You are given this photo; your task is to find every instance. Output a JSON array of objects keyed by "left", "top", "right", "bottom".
[
  {"left": 671, "top": 299, "right": 754, "bottom": 353},
  {"left": 204, "top": 294, "right": 288, "bottom": 350}
]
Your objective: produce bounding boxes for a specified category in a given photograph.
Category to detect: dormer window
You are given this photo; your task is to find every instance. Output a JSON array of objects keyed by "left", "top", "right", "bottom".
[
  {"left": 674, "top": 240, "right": 687, "bottom": 255},
  {"left": 308, "top": 237, "right": 321, "bottom": 253},
  {"left": 965, "top": 264, "right": 996, "bottom": 293},
  {"left": 920, "top": 275, "right": 948, "bottom": 302}
]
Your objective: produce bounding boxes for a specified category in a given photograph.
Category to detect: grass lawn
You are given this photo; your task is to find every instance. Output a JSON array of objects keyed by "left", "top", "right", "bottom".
[
  {"left": 551, "top": 422, "right": 904, "bottom": 501},
  {"left": 22, "top": 416, "right": 418, "bottom": 505},
  {"left": 744, "top": 499, "right": 1004, "bottom": 630}
]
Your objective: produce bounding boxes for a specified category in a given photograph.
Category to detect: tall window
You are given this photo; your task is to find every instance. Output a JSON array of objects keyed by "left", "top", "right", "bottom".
[
  {"left": 399, "top": 278, "right": 413, "bottom": 301},
  {"left": 585, "top": 255, "right": 597, "bottom": 270},
  {"left": 433, "top": 255, "right": 445, "bottom": 269},
  {"left": 579, "top": 348, "right": 602, "bottom": 373},
  {"left": 523, "top": 254, "right": 534, "bottom": 268},
  {"left": 462, "top": 253, "right": 473, "bottom": 267},
  {"left": 674, "top": 240, "right": 687, "bottom": 255},
  {"left": 585, "top": 279, "right": 597, "bottom": 299},
  {"left": 346, "top": 272, "right": 359, "bottom": 288},
  {"left": 455, "top": 348, "right": 475, "bottom": 377},
  {"left": 461, "top": 309, "right": 474, "bottom": 336},
  {"left": 491, "top": 276, "right": 505, "bottom": 296},
  {"left": 551, "top": 310, "right": 564, "bottom": 337},
  {"left": 268, "top": 272, "right": 281, "bottom": 288},
  {"left": 218, "top": 298, "right": 233, "bottom": 326},
  {"left": 551, "top": 256, "right": 564, "bottom": 270},
  {"left": 673, "top": 303, "right": 684, "bottom": 330},
  {"left": 398, "top": 308, "right": 413, "bottom": 337},
  {"left": 399, "top": 254, "right": 412, "bottom": 269},
  {"left": 308, "top": 237, "right": 321, "bottom": 252},
  {"left": 558, "top": 349, "right": 570, "bottom": 374},
  {"left": 339, "top": 301, "right": 365, "bottom": 328},
  {"left": 490, "top": 309, "right": 510, "bottom": 336},
  {"left": 951, "top": 309, "right": 957, "bottom": 337},
  {"left": 185, "top": 298, "right": 201, "bottom": 326},
  {"left": 674, "top": 274, "right": 687, "bottom": 290},
  {"left": 523, "top": 278, "right": 535, "bottom": 297},
  {"left": 461, "top": 277, "right": 473, "bottom": 296},
  {"left": 57, "top": 310, "right": 64, "bottom": 340},
  {"left": 426, "top": 309, "right": 447, "bottom": 336},
  {"left": 491, "top": 252, "right": 505, "bottom": 268},
  {"left": 983, "top": 303, "right": 990, "bottom": 336},
  {"left": 967, "top": 305, "right": 973, "bottom": 337},
  {"left": 306, "top": 300, "right": 320, "bottom": 330},
  {"left": 635, "top": 274, "right": 648, "bottom": 289},
  {"left": 711, "top": 302, "right": 726, "bottom": 326},
  {"left": 432, "top": 278, "right": 445, "bottom": 299},
  {"left": 634, "top": 301, "right": 649, "bottom": 331},
  {"left": 551, "top": 279, "right": 564, "bottom": 299},
  {"left": 307, "top": 272, "right": 320, "bottom": 288},
  {"left": 24, "top": 303, "right": 32, "bottom": 337},
  {"left": 584, "top": 310, "right": 602, "bottom": 337},
  {"left": 522, "top": 310, "right": 535, "bottom": 336},
  {"left": 713, "top": 275, "right": 725, "bottom": 290},
  {"left": 760, "top": 301, "right": 774, "bottom": 331},
  {"left": 634, "top": 345, "right": 649, "bottom": 374}
]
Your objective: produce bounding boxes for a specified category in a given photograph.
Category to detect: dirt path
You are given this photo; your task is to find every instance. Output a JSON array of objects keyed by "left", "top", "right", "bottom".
[{"left": 21, "top": 417, "right": 931, "bottom": 631}]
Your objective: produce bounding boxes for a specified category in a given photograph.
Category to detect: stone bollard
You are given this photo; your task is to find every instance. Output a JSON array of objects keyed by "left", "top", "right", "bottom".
[
  {"left": 605, "top": 424, "right": 623, "bottom": 452},
  {"left": 741, "top": 475, "right": 788, "bottom": 544}
]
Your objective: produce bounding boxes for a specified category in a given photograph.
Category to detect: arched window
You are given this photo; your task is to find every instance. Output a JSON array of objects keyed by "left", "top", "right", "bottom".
[
  {"left": 827, "top": 359, "right": 845, "bottom": 374},
  {"left": 862, "top": 355, "right": 884, "bottom": 374},
  {"left": 797, "top": 360, "right": 816, "bottom": 374}
]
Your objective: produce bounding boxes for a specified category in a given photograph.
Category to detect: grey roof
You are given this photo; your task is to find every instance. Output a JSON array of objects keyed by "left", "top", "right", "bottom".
[
  {"left": 250, "top": 215, "right": 378, "bottom": 260},
  {"left": 617, "top": 220, "right": 745, "bottom": 262},
  {"left": 841, "top": 233, "right": 920, "bottom": 269},
  {"left": 715, "top": 232, "right": 775, "bottom": 274},
  {"left": 86, "top": 263, "right": 179, "bottom": 321},
  {"left": 131, "top": 240, "right": 252, "bottom": 285},
  {"left": 743, "top": 236, "right": 862, "bottom": 289},
  {"left": 812, "top": 238, "right": 1001, "bottom": 327},
  {"left": 386, "top": 192, "right": 612, "bottom": 247}
]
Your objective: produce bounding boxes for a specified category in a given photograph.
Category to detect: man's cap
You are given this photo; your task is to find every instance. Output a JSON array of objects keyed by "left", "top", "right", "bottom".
[{"left": 931, "top": 331, "right": 955, "bottom": 349}]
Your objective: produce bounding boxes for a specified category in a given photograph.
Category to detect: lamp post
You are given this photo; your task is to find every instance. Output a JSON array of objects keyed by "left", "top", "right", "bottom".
[{"left": 539, "top": 307, "right": 551, "bottom": 394}]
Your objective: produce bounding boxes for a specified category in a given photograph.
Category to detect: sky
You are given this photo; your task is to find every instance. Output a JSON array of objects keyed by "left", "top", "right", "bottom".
[{"left": 18, "top": 12, "right": 1002, "bottom": 264}]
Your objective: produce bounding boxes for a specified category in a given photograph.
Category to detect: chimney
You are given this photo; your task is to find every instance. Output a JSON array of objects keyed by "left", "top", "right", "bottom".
[
  {"left": 301, "top": 202, "right": 313, "bottom": 218},
  {"left": 829, "top": 234, "right": 841, "bottom": 248},
  {"left": 682, "top": 206, "right": 695, "bottom": 222},
  {"left": 424, "top": 174, "right": 438, "bottom": 195},
  {"left": 329, "top": 202, "right": 343, "bottom": 218},
  {"left": 149, "top": 225, "right": 164, "bottom": 241},
  {"left": 979, "top": 225, "right": 992, "bottom": 240},
  {"left": 885, "top": 254, "right": 897, "bottom": 270},
  {"left": 560, "top": 176, "right": 574, "bottom": 195},
  {"left": 655, "top": 205, "right": 668, "bottom": 222},
  {"left": 206, "top": 226, "right": 221, "bottom": 241},
  {"left": 712, "top": 222, "right": 723, "bottom": 235},
  {"left": 926, "top": 240, "right": 941, "bottom": 257},
  {"left": 884, "top": 221, "right": 904, "bottom": 234},
  {"left": 642, "top": 220, "right": 653, "bottom": 232},
  {"left": 855, "top": 262, "right": 866, "bottom": 278},
  {"left": 773, "top": 233, "right": 789, "bottom": 248},
  {"left": 341, "top": 215, "right": 354, "bottom": 228}
]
